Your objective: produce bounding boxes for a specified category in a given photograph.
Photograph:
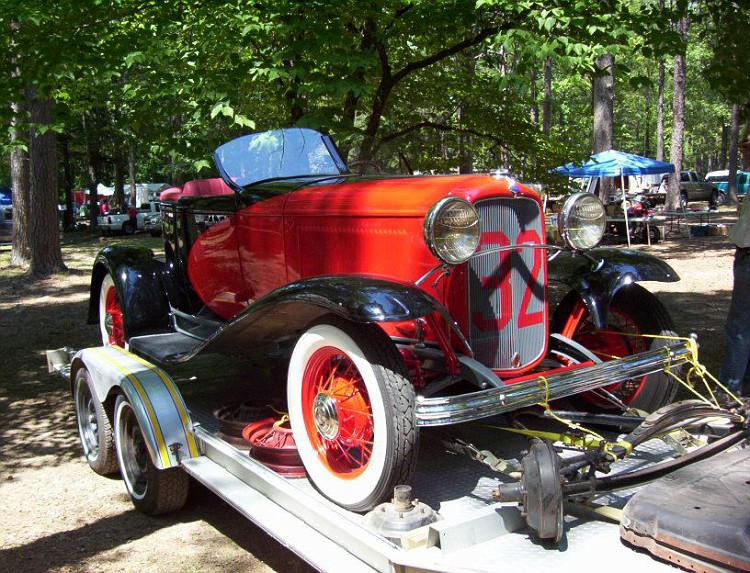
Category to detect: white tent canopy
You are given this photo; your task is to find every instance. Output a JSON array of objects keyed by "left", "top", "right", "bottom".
[{"left": 96, "top": 183, "right": 169, "bottom": 207}]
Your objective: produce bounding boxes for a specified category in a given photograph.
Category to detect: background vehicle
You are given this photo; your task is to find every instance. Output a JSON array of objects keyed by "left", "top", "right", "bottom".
[
  {"left": 680, "top": 170, "right": 720, "bottom": 206},
  {"left": 98, "top": 202, "right": 159, "bottom": 235},
  {"left": 83, "top": 127, "right": 690, "bottom": 518},
  {"left": 706, "top": 169, "right": 749, "bottom": 200}
]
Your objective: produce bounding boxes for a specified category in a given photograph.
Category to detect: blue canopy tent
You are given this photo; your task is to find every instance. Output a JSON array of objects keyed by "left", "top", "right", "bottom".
[
  {"left": 554, "top": 150, "right": 675, "bottom": 246},
  {"left": 554, "top": 150, "right": 674, "bottom": 179}
]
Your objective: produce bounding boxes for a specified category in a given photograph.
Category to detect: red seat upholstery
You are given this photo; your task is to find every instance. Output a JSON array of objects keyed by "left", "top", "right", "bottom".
[
  {"left": 159, "top": 186, "right": 183, "bottom": 201},
  {"left": 181, "top": 178, "right": 234, "bottom": 197}
]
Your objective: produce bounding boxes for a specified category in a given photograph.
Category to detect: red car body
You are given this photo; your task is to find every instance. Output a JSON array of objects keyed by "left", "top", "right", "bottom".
[{"left": 185, "top": 174, "right": 548, "bottom": 378}]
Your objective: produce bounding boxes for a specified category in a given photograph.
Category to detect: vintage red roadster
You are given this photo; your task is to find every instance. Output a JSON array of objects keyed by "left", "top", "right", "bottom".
[{"left": 59, "top": 128, "right": 749, "bottom": 568}]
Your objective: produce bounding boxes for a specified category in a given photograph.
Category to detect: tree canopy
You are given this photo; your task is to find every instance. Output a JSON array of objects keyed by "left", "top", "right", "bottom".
[{"left": 1, "top": 0, "right": 749, "bottom": 228}]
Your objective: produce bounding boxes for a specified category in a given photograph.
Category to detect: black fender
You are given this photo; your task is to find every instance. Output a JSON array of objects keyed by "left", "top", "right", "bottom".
[
  {"left": 547, "top": 248, "right": 679, "bottom": 329},
  {"left": 169, "top": 275, "right": 441, "bottom": 363},
  {"left": 87, "top": 245, "right": 171, "bottom": 339}
]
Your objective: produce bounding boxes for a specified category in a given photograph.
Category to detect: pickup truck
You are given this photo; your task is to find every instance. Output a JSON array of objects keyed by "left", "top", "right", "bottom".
[
  {"left": 680, "top": 170, "right": 720, "bottom": 206},
  {"left": 706, "top": 170, "right": 749, "bottom": 201},
  {"left": 98, "top": 203, "right": 158, "bottom": 235}
]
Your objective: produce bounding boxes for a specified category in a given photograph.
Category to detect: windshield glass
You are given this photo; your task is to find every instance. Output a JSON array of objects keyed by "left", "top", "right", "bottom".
[{"left": 214, "top": 128, "right": 347, "bottom": 189}]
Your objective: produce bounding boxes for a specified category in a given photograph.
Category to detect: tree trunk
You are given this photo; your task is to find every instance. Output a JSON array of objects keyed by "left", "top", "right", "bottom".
[
  {"left": 128, "top": 142, "right": 137, "bottom": 207},
  {"left": 726, "top": 103, "right": 741, "bottom": 205},
  {"left": 542, "top": 57, "right": 552, "bottom": 134},
  {"left": 592, "top": 53, "right": 615, "bottom": 203},
  {"left": 28, "top": 95, "right": 66, "bottom": 276},
  {"left": 666, "top": 13, "right": 690, "bottom": 212},
  {"left": 720, "top": 124, "right": 729, "bottom": 168},
  {"left": 112, "top": 145, "right": 125, "bottom": 213},
  {"left": 530, "top": 68, "right": 539, "bottom": 126},
  {"left": 656, "top": 58, "right": 665, "bottom": 161},
  {"left": 10, "top": 99, "right": 31, "bottom": 267},
  {"left": 84, "top": 114, "right": 100, "bottom": 229},
  {"left": 61, "top": 134, "right": 75, "bottom": 230}
]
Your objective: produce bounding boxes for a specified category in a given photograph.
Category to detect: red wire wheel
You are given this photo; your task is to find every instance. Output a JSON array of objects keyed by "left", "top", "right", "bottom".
[
  {"left": 99, "top": 274, "right": 125, "bottom": 347},
  {"left": 287, "top": 320, "right": 417, "bottom": 512},
  {"left": 551, "top": 284, "right": 679, "bottom": 412},
  {"left": 242, "top": 417, "right": 306, "bottom": 478},
  {"left": 301, "top": 347, "right": 374, "bottom": 478}
]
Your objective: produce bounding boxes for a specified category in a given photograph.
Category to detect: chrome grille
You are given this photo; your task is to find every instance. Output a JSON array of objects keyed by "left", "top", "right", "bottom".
[{"left": 468, "top": 197, "right": 547, "bottom": 371}]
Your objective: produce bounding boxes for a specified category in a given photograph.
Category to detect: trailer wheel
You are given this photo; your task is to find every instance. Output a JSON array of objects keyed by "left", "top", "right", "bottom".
[
  {"left": 287, "top": 319, "right": 418, "bottom": 512},
  {"left": 74, "top": 368, "right": 118, "bottom": 475},
  {"left": 99, "top": 274, "right": 125, "bottom": 347},
  {"left": 114, "top": 396, "right": 189, "bottom": 515},
  {"left": 551, "top": 284, "right": 678, "bottom": 412}
]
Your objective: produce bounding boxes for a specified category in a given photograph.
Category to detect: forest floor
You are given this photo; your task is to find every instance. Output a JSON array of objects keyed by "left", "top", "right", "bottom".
[{"left": 0, "top": 204, "right": 740, "bottom": 572}]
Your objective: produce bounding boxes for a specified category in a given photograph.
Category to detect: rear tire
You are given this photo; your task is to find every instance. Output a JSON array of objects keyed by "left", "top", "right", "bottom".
[
  {"left": 74, "top": 368, "right": 118, "bottom": 475},
  {"left": 287, "top": 318, "right": 418, "bottom": 512},
  {"left": 114, "top": 396, "right": 189, "bottom": 515},
  {"left": 122, "top": 221, "right": 135, "bottom": 235},
  {"left": 551, "top": 284, "right": 679, "bottom": 412}
]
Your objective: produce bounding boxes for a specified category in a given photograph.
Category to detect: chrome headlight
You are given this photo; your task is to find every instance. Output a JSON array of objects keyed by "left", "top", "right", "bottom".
[
  {"left": 423, "top": 198, "right": 481, "bottom": 265},
  {"left": 557, "top": 192, "right": 606, "bottom": 250}
]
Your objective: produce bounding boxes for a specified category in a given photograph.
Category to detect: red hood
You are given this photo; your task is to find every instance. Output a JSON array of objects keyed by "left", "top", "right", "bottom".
[{"left": 284, "top": 174, "right": 540, "bottom": 217}]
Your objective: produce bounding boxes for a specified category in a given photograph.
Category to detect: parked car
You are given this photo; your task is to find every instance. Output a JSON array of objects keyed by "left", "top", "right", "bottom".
[
  {"left": 680, "top": 170, "right": 721, "bottom": 206},
  {"left": 142, "top": 207, "right": 162, "bottom": 237},
  {"left": 85, "top": 127, "right": 690, "bottom": 514},
  {"left": 98, "top": 202, "right": 159, "bottom": 235},
  {"left": 706, "top": 169, "right": 749, "bottom": 200}
]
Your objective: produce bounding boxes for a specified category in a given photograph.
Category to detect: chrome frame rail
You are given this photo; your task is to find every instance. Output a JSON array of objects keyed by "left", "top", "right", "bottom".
[{"left": 415, "top": 340, "right": 694, "bottom": 426}]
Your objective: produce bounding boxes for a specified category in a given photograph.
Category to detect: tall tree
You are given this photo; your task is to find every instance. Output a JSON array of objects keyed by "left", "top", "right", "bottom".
[
  {"left": 592, "top": 53, "right": 615, "bottom": 203},
  {"left": 666, "top": 8, "right": 689, "bottom": 211}
]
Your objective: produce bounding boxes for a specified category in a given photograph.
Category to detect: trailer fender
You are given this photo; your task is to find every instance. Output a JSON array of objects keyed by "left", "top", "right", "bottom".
[
  {"left": 183, "top": 274, "right": 442, "bottom": 362},
  {"left": 70, "top": 345, "right": 199, "bottom": 469},
  {"left": 548, "top": 248, "right": 679, "bottom": 329},
  {"left": 87, "top": 245, "right": 171, "bottom": 340}
]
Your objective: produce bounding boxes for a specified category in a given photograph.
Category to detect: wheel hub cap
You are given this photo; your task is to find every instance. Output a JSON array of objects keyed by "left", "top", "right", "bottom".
[{"left": 312, "top": 393, "right": 339, "bottom": 439}]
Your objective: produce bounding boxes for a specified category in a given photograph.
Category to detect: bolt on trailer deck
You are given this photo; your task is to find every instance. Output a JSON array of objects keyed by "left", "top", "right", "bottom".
[{"left": 47, "top": 344, "right": 750, "bottom": 573}]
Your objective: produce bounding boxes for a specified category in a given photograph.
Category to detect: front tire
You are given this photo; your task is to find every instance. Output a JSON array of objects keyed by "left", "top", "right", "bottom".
[
  {"left": 114, "top": 396, "right": 189, "bottom": 515},
  {"left": 551, "top": 284, "right": 679, "bottom": 412},
  {"left": 74, "top": 368, "right": 118, "bottom": 475},
  {"left": 287, "top": 319, "right": 418, "bottom": 512},
  {"left": 99, "top": 274, "right": 125, "bottom": 347}
]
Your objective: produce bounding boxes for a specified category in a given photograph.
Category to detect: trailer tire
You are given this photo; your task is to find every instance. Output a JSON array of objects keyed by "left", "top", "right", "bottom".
[
  {"left": 74, "top": 367, "right": 118, "bottom": 475},
  {"left": 287, "top": 318, "right": 418, "bottom": 512},
  {"left": 114, "top": 396, "right": 189, "bottom": 515}
]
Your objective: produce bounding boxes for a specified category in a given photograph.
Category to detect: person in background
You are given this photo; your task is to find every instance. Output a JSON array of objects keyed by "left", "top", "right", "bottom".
[
  {"left": 99, "top": 199, "right": 109, "bottom": 216},
  {"left": 127, "top": 202, "right": 137, "bottom": 227},
  {"left": 718, "top": 125, "right": 750, "bottom": 401}
]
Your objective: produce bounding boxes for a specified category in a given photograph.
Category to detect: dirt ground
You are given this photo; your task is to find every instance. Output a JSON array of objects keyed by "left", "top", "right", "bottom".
[{"left": 0, "top": 208, "right": 739, "bottom": 572}]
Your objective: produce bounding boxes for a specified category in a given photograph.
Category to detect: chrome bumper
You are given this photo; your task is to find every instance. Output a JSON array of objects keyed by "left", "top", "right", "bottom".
[{"left": 415, "top": 339, "right": 694, "bottom": 426}]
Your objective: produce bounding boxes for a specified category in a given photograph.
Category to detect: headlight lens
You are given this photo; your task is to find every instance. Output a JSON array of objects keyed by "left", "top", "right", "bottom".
[
  {"left": 423, "top": 198, "right": 481, "bottom": 264},
  {"left": 557, "top": 192, "right": 605, "bottom": 250}
]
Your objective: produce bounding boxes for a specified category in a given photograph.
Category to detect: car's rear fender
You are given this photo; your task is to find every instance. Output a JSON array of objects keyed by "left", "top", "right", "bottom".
[
  {"left": 176, "top": 275, "right": 447, "bottom": 363},
  {"left": 88, "top": 245, "right": 171, "bottom": 339},
  {"left": 70, "top": 346, "right": 199, "bottom": 469},
  {"left": 548, "top": 248, "right": 679, "bottom": 329}
]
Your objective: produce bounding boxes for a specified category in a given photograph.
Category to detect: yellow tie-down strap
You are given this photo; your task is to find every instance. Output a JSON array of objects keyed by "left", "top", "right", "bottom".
[{"left": 83, "top": 345, "right": 199, "bottom": 468}]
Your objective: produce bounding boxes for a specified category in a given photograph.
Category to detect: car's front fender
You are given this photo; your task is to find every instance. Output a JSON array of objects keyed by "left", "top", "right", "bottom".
[
  {"left": 170, "top": 275, "right": 442, "bottom": 363},
  {"left": 548, "top": 248, "right": 679, "bottom": 329}
]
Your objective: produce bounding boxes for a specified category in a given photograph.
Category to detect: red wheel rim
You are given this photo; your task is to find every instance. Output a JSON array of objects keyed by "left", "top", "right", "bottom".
[
  {"left": 301, "top": 347, "right": 374, "bottom": 478},
  {"left": 561, "top": 298, "right": 648, "bottom": 405},
  {"left": 105, "top": 286, "right": 124, "bottom": 347}
]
